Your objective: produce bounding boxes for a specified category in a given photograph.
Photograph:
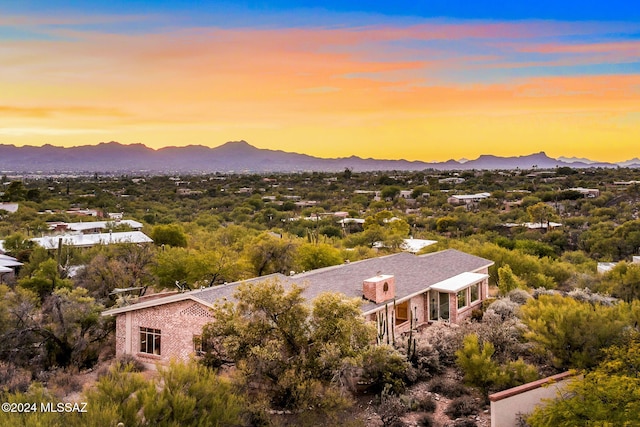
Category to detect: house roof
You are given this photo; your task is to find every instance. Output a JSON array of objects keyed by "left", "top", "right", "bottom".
[
  {"left": 0, "top": 265, "right": 12, "bottom": 273},
  {"left": 103, "top": 249, "right": 493, "bottom": 317},
  {"left": 32, "top": 231, "right": 153, "bottom": 249},
  {"left": 62, "top": 220, "right": 143, "bottom": 232},
  {"left": 0, "top": 256, "right": 23, "bottom": 268},
  {"left": 0, "top": 203, "right": 19, "bottom": 213}
]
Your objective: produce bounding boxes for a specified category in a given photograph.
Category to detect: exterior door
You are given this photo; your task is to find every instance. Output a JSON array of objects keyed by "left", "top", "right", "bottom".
[{"left": 429, "top": 290, "right": 450, "bottom": 321}]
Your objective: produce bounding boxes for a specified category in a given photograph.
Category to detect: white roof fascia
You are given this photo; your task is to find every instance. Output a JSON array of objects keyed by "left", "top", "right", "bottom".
[{"left": 430, "top": 272, "right": 488, "bottom": 293}]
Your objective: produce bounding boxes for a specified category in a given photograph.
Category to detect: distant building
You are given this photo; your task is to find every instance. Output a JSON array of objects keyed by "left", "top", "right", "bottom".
[
  {"left": 447, "top": 193, "right": 491, "bottom": 205},
  {"left": 568, "top": 187, "right": 600, "bottom": 198},
  {"left": 439, "top": 177, "right": 465, "bottom": 184},
  {"left": 597, "top": 256, "right": 640, "bottom": 274},
  {"left": 47, "top": 220, "right": 143, "bottom": 234},
  {"left": 31, "top": 231, "right": 153, "bottom": 249},
  {"left": 0, "top": 203, "right": 19, "bottom": 213}
]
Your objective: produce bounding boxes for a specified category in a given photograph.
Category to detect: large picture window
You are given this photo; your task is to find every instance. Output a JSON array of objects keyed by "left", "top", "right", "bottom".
[
  {"left": 457, "top": 289, "right": 467, "bottom": 309},
  {"left": 140, "top": 327, "right": 161, "bottom": 355},
  {"left": 470, "top": 283, "right": 480, "bottom": 302}
]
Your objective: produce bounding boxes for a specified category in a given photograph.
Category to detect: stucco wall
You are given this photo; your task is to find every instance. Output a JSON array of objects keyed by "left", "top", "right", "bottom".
[{"left": 489, "top": 372, "right": 577, "bottom": 427}]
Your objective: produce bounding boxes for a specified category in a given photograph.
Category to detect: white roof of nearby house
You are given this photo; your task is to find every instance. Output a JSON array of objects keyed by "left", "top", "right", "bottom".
[
  {"left": 0, "top": 203, "right": 19, "bottom": 213},
  {"left": 429, "top": 272, "right": 489, "bottom": 293},
  {"left": 503, "top": 222, "right": 562, "bottom": 229},
  {"left": 338, "top": 218, "right": 365, "bottom": 225},
  {"left": 0, "top": 265, "right": 13, "bottom": 273},
  {"left": 401, "top": 239, "right": 437, "bottom": 253},
  {"left": 450, "top": 192, "right": 491, "bottom": 200},
  {"left": 62, "top": 220, "right": 143, "bottom": 232},
  {"left": 374, "top": 238, "right": 438, "bottom": 253},
  {"left": 597, "top": 262, "right": 617, "bottom": 274},
  {"left": 32, "top": 231, "right": 153, "bottom": 249},
  {"left": 0, "top": 258, "right": 23, "bottom": 268}
]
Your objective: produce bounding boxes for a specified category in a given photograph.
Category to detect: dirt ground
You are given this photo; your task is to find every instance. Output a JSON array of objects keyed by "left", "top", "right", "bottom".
[{"left": 353, "top": 374, "right": 490, "bottom": 427}]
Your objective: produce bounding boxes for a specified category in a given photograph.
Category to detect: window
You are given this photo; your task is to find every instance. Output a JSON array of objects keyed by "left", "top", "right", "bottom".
[
  {"left": 457, "top": 289, "right": 467, "bottom": 309},
  {"left": 193, "top": 334, "right": 205, "bottom": 356},
  {"left": 140, "top": 327, "right": 161, "bottom": 355},
  {"left": 470, "top": 283, "right": 480, "bottom": 302}
]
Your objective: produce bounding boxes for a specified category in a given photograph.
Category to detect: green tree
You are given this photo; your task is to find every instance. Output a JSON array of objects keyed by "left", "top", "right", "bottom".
[
  {"left": 150, "top": 224, "right": 188, "bottom": 247},
  {"left": 246, "top": 232, "right": 298, "bottom": 276},
  {"left": 528, "top": 334, "right": 640, "bottom": 426},
  {"left": 526, "top": 202, "right": 555, "bottom": 228},
  {"left": 602, "top": 262, "right": 640, "bottom": 303},
  {"left": 2, "top": 232, "right": 34, "bottom": 260},
  {"left": 456, "top": 334, "right": 500, "bottom": 395},
  {"left": 295, "top": 243, "right": 343, "bottom": 272},
  {"left": 18, "top": 258, "right": 72, "bottom": 300},
  {"left": 201, "top": 280, "right": 383, "bottom": 412},
  {"left": 497, "top": 264, "right": 523, "bottom": 295},
  {"left": 456, "top": 334, "right": 538, "bottom": 397},
  {"left": 520, "top": 294, "right": 632, "bottom": 369}
]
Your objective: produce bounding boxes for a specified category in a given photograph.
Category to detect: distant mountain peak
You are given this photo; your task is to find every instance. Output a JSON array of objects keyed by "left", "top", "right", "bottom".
[{"left": 0, "top": 141, "right": 635, "bottom": 173}]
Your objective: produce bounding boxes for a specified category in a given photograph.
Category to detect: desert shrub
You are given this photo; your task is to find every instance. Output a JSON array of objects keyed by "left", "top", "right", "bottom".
[
  {"left": 428, "top": 377, "right": 468, "bottom": 398},
  {"left": 419, "top": 323, "right": 464, "bottom": 367},
  {"left": 411, "top": 338, "right": 442, "bottom": 379},
  {"left": 47, "top": 368, "right": 82, "bottom": 398},
  {"left": 377, "top": 386, "right": 408, "bottom": 427},
  {"left": 361, "top": 345, "right": 413, "bottom": 395},
  {"left": 418, "top": 414, "right": 435, "bottom": 427},
  {"left": 453, "top": 420, "right": 478, "bottom": 427},
  {"left": 116, "top": 353, "right": 146, "bottom": 372},
  {"left": 0, "top": 362, "right": 31, "bottom": 393},
  {"left": 415, "top": 394, "right": 437, "bottom": 412},
  {"left": 469, "top": 314, "right": 529, "bottom": 363},
  {"left": 445, "top": 395, "right": 480, "bottom": 419},
  {"left": 484, "top": 298, "right": 520, "bottom": 320},
  {"left": 531, "top": 287, "right": 557, "bottom": 298},
  {"left": 507, "top": 289, "right": 532, "bottom": 305}
]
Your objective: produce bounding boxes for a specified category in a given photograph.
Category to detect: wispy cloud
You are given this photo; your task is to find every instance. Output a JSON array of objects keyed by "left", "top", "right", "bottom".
[{"left": 1, "top": 9, "right": 639, "bottom": 161}]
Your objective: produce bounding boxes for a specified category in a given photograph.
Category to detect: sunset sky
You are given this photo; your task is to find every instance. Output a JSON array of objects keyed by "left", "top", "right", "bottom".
[{"left": 1, "top": 1, "right": 640, "bottom": 162}]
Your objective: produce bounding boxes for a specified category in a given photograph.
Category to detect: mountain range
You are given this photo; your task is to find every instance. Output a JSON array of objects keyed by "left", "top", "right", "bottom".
[{"left": 0, "top": 141, "right": 637, "bottom": 174}]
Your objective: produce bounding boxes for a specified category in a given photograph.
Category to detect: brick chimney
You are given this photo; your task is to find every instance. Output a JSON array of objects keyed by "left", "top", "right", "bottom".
[{"left": 363, "top": 274, "right": 395, "bottom": 303}]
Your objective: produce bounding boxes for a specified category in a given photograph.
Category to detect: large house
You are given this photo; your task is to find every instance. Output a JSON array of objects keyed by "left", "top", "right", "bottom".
[{"left": 103, "top": 249, "right": 493, "bottom": 367}]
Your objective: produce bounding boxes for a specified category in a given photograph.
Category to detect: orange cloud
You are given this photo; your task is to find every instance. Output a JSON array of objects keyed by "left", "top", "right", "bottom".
[{"left": 1, "top": 15, "right": 639, "bottom": 162}]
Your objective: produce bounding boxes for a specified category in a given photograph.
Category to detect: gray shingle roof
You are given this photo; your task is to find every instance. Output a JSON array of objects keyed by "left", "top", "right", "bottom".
[
  {"left": 292, "top": 249, "right": 492, "bottom": 312},
  {"left": 103, "top": 249, "right": 493, "bottom": 316}
]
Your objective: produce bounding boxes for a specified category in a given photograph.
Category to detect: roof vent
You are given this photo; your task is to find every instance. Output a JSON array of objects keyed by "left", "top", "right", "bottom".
[{"left": 363, "top": 274, "right": 395, "bottom": 304}]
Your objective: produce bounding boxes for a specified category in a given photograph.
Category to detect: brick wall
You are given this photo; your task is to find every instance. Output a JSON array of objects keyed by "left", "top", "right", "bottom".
[{"left": 115, "top": 299, "right": 214, "bottom": 367}]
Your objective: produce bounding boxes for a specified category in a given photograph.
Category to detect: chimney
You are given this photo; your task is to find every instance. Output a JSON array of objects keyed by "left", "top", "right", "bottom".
[{"left": 363, "top": 274, "right": 395, "bottom": 303}]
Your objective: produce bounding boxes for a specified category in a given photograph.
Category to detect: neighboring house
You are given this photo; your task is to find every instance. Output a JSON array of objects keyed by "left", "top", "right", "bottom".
[
  {"left": 502, "top": 222, "right": 562, "bottom": 230},
  {"left": 439, "top": 177, "right": 465, "bottom": 184},
  {"left": 568, "top": 187, "right": 600, "bottom": 198},
  {"left": 372, "top": 238, "right": 437, "bottom": 253},
  {"left": 0, "top": 254, "right": 23, "bottom": 281},
  {"left": 447, "top": 193, "right": 491, "bottom": 205},
  {"left": 0, "top": 203, "right": 19, "bottom": 214},
  {"left": 48, "top": 219, "right": 144, "bottom": 234},
  {"left": 489, "top": 371, "right": 579, "bottom": 427},
  {"left": 31, "top": 231, "right": 153, "bottom": 249},
  {"left": 103, "top": 249, "right": 493, "bottom": 367},
  {"left": 597, "top": 255, "right": 640, "bottom": 274}
]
